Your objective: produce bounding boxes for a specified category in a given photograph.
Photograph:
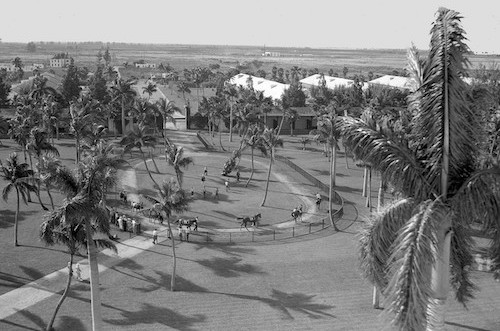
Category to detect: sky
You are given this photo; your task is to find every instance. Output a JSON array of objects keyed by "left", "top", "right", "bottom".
[{"left": 1, "top": 0, "right": 499, "bottom": 54}]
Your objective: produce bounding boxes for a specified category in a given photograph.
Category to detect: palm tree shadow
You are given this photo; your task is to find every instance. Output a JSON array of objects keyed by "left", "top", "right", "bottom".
[
  {"left": 195, "top": 256, "right": 265, "bottom": 278},
  {"left": 191, "top": 242, "right": 255, "bottom": 257},
  {"left": 104, "top": 302, "right": 206, "bottom": 331},
  {"left": 0, "top": 209, "right": 38, "bottom": 229},
  {"left": 19, "top": 265, "right": 45, "bottom": 281},
  {"left": 54, "top": 315, "right": 87, "bottom": 331},
  {"left": 14, "top": 309, "right": 46, "bottom": 330}
]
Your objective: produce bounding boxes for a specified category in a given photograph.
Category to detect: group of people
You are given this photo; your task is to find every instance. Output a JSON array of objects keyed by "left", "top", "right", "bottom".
[{"left": 111, "top": 210, "right": 140, "bottom": 234}]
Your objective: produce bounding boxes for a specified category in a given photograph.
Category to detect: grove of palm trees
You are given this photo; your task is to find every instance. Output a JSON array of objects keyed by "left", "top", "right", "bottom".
[{"left": 0, "top": 7, "right": 499, "bottom": 331}]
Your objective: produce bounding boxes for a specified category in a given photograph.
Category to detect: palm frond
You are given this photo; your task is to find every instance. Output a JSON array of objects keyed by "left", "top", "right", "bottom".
[
  {"left": 415, "top": 7, "right": 477, "bottom": 196},
  {"left": 340, "top": 116, "right": 437, "bottom": 200},
  {"left": 383, "top": 199, "right": 446, "bottom": 331},
  {"left": 359, "top": 198, "right": 417, "bottom": 291},
  {"left": 93, "top": 238, "right": 117, "bottom": 254},
  {"left": 449, "top": 220, "right": 477, "bottom": 305}
]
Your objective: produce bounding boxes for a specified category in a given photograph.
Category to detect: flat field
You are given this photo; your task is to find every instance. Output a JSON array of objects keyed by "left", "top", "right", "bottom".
[{"left": 2, "top": 42, "right": 499, "bottom": 78}]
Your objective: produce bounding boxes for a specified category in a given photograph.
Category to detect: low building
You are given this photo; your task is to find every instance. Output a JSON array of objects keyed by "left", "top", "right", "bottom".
[
  {"left": 50, "top": 57, "right": 71, "bottom": 68},
  {"left": 367, "top": 75, "right": 415, "bottom": 90},
  {"left": 228, "top": 73, "right": 289, "bottom": 102},
  {"left": 300, "top": 74, "right": 355, "bottom": 90},
  {"left": 135, "top": 63, "right": 156, "bottom": 69}
]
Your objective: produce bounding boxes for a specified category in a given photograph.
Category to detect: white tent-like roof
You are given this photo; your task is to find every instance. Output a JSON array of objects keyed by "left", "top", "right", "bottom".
[
  {"left": 300, "top": 74, "right": 355, "bottom": 90},
  {"left": 228, "top": 73, "right": 289, "bottom": 101},
  {"left": 368, "top": 75, "right": 415, "bottom": 90}
]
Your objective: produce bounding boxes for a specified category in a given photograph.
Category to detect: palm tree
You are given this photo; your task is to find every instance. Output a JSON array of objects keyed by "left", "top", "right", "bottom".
[
  {"left": 40, "top": 200, "right": 116, "bottom": 331},
  {"left": 0, "top": 153, "right": 38, "bottom": 246},
  {"left": 341, "top": 8, "right": 500, "bottom": 330},
  {"left": 164, "top": 142, "right": 193, "bottom": 187},
  {"left": 156, "top": 98, "right": 179, "bottom": 139},
  {"left": 69, "top": 98, "right": 101, "bottom": 164},
  {"left": 120, "top": 123, "right": 159, "bottom": 187},
  {"left": 243, "top": 124, "right": 265, "bottom": 187},
  {"left": 310, "top": 112, "right": 341, "bottom": 231},
  {"left": 26, "top": 127, "right": 59, "bottom": 211},
  {"left": 223, "top": 84, "right": 238, "bottom": 142},
  {"left": 111, "top": 78, "right": 137, "bottom": 137},
  {"left": 142, "top": 179, "right": 189, "bottom": 291},
  {"left": 142, "top": 81, "right": 157, "bottom": 100},
  {"left": 49, "top": 147, "right": 123, "bottom": 331},
  {"left": 260, "top": 128, "right": 283, "bottom": 206}
]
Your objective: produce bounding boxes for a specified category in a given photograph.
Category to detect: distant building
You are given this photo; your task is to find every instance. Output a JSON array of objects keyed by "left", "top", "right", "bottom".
[
  {"left": 135, "top": 63, "right": 156, "bottom": 69},
  {"left": 1, "top": 63, "right": 45, "bottom": 71},
  {"left": 262, "top": 51, "right": 281, "bottom": 57},
  {"left": 50, "top": 53, "right": 72, "bottom": 68},
  {"left": 0, "top": 63, "right": 15, "bottom": 71},
  {"left": 228, "top": 73, "right": 289, "bottom": 102},
  {"left": 300, "top": 74, "right": 355, "bottom": 90},
  {"left": 367, "top": 75, "right": 415, "bottom": 90}
]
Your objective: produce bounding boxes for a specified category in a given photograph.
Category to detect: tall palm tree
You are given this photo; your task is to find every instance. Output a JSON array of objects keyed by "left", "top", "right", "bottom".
[
  {"left": 341, "top": 8, "right": 500, "bottom": 330},
  {"left": 260, "top": 128, "right": 283, "bottom": 206},
  {"left": 40, "top": 200, "right": 116, "bottom": 331},
  {"left": 120, "top": 123, "right": 159, "bottom": 187},
  {"left": 243, "top": 124, "right": 265, "bottom": 187},
  {"left": 26, "top": 127, "right": 59, "bottom": 211},
  {"left": 156, "top": 98, "right": 179, "bottom": 139},
  {"left": 49, "top": 147, "right": 123, "bottom": 331},
  {"left": 164, "top": 142, "right": 193, "bottom": 187},
  {"left": 111, "top": 78, "right": 137, "bottom": 137},
  {"left": 142, "top": 179, "right": 189, "bottom": 291},
  {"left": 0, "top": 153, "right": 38, "bottom": 246},
  {"left": 310, "top": 112, "right": 341, "bottom": 231},
  {"left": 223, "top": 84, "right": 238, "bottom": 142},
  {"left": 69, "top": 98, "right": 101, "bottom": 164}
]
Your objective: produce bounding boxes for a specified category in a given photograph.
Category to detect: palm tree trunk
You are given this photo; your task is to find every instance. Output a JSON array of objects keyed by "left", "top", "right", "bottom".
[
  {"left": 46, "top": 184, "right": 55, "bottom": 210},
  {"left": 261, "top": 150, "right": 273, "bottom": 206},
  {"left": 121, "top": 99, "right": 126, "bottom": 137},
  {"left": 229, "top": 103, "right": 233, "bottom": 142},
  {"left": 218, "top": 120, "right": 225, "bottom": 151},
  {"left": 46, "top": 254, "right": 74, "bottom": 331},
  {"left": 150, "top": 150, "right": 160, "bottom": 173},
  {"left": 427, "top": 220, "right": 452, "bottom": 331},
  {"left": 245, "top": 148, "right": 255, "bottom": 187},
  {"left": 15, "top": 188, "right": 20, "bottom": 246},
  {"left": 165, "top": 218, "right": 177, "bottom": 291},
  {"left": 140, "top": 148, "right": 159, "bottom": 187},
  {"left": 328, "top": 145, "right": 339, "bottom": 231},
  {"left": 84, "top": 220, "right": 103, "bottom": 331}
]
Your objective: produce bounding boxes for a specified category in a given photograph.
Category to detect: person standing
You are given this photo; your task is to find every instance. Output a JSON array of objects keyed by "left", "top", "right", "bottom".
[
  {"left": 203, "top": 166, "right": 208, "bottom": 176},
  {"left": 152, "top": 229, "right": 158, "bottom": 244},
  {"left": 236, "top": 170, "right": 240, "bottom": 182},
  {"left": 201, "top": 174, "right": 206, "bottom": 188},
  {"left": 225, "top": 180, "right": 230, "bottom": 192},
  {"left": 215, "top": 187, "right": 219, "bottom": 199},
  {"left": 191, "top": 187, "right": 195, "bottom": 197},
  {"left": 315, "top": 192, "right": 322, "bottom": 211}
]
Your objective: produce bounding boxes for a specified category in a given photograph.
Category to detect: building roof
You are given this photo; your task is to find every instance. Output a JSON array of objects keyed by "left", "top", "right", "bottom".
[
  {"left": 228, "top": 74, "right": 289, "bottom": 101},
  {"left": 10, "top": 72, "right": 63, "bottom": 96},
  {"left": 267, "top": 106, "right": 315, "bottom": 117},
  {"left": 300, "top": 74, "right": 355, "bottom": 89},
  {"left": 368, "top": 75, "right": 415, "bottom": 90}
]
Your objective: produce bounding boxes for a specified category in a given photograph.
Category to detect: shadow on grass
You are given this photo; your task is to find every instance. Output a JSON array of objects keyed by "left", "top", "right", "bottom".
[
  {"left": 191, "top": 242, "right": 255, "bottom": 257},
  {"left": 19, "top": 265, "right": 45, "bottom": 281},
  {"left": 15, "top": 309, "right": 46, "bottom": 330},
  {"left": 195, "top": 256, "right": 265, "bottom": 278},
  {"left": 54, "top": 316, "right": 87, "bottom": 331},
  {"left": 0, "top": 209, "right": 39, "bottom": 229},
  {"left": 104, "top": 302, "right": 206, "bottom": 331},
  {"left": 444, "top": 321, "right": 491, "bottom": 331}
]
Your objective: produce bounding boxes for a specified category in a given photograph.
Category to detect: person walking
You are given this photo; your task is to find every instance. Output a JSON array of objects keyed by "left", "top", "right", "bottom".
[
  {"left": 203, "top": 166, "right": 208, "bottom": 176},
  {"left": 74, "top": 263, "right": 83, "bottom": 281},
  {"left": 201, "top": 174, "right": 206, "bottom": 188},
  {"left": 215, "top": 187, "right": 219, "bottom": 199},
  {"left": 225, "top": 180, "right": 230, "bottom": 192},
  {"left": 191, "top": 187, "right": 195, "bottom": 197},
  {"left": 152, "top": 229, "right": 158, "bottom": 244}
]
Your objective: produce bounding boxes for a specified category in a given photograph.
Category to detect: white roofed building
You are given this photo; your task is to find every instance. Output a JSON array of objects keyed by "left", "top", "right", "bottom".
[
  {"left": 300, "top": 74, "right": 355, "bottom": 90},
  {"left": 228, "top": 73, "right": 289, "bottom": 102},
  {"left": 368, "top": 75, "right": 415, "bottom": 90}
]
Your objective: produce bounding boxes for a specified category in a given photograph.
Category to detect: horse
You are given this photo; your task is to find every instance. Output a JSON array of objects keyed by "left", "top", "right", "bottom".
[
  {"left": 119, "top": 191, "right": 128, "bottom": 204},
  {"left": 176, "top": 217, "right": 199, "bottom": 231},
  {"left": 131, "top": 201, "right": 144, "bottom": 212},
  {"left": 291, "top": 205, "right": 303, "bottom": 223},
  {"left": 238, "top": 213, "right": 262, "bottom": 230}
]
